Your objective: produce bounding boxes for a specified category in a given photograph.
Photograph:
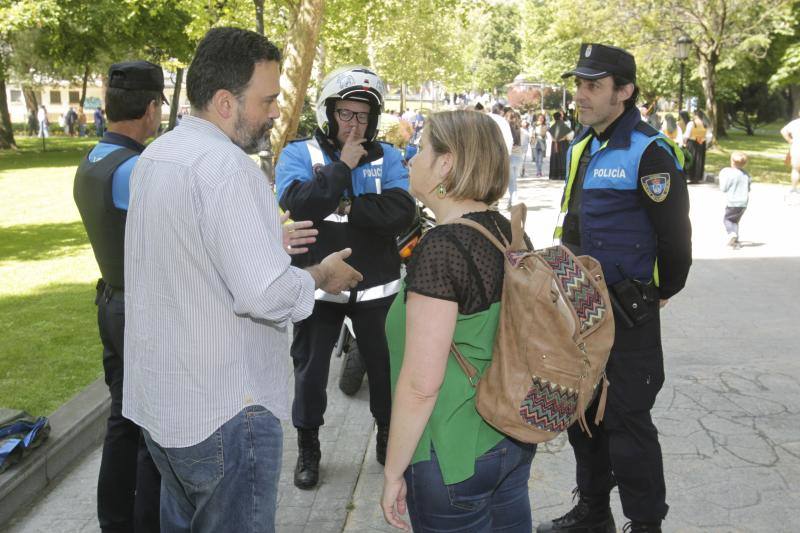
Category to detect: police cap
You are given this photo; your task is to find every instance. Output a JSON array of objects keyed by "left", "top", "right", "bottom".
[
  {"left": 108, "top": 60, "right": 168, "bottom": 104},
  {"left": 561, "top": 43, "right": 636, "bottom": 83}
]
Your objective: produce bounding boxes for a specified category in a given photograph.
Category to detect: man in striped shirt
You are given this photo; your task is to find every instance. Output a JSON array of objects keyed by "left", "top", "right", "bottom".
[{"left": 122, "top": 27, "right": 362, "bottom": 533}]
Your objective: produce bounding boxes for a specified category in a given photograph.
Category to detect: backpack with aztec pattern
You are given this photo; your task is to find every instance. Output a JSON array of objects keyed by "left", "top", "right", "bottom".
[{"left": 449, "top": 204, "right": 614, "bottom": 443}]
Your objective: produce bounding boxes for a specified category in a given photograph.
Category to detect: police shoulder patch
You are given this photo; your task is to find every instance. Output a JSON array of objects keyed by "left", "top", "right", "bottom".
[{"left": 641, "top": 173, "right": 670, "bottom": 202}]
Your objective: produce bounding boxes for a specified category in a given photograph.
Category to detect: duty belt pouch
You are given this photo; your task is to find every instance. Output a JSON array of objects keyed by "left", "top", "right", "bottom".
[
  {"left": 94, "top": 278, "right": 105, "bottom": 306},
  {"left": 610, "top": 278, "right": 653, "bottom": 328}
]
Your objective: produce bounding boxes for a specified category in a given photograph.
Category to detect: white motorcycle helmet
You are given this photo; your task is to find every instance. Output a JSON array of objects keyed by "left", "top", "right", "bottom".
[{"left": 316, "top": 65, "right": 385, "bottom": 142}]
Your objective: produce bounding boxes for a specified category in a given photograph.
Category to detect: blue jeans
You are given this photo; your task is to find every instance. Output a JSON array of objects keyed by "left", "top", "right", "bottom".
[
  {"left": 404, "top": 438, "right": 536, "bottom": 532},
  {"left": 509, "top": 154, "right": 523, "bottom": 200},
  {"left": 533, "top": 140, "right": 546, "bottom": 175},
  {"left": 143, "top": 405, "right": 283, "bottom": 533}
]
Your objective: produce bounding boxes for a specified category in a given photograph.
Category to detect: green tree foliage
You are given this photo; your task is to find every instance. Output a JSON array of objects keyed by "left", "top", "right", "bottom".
[
  {"left": 319, "top": 0, "right": 470, "bottom": 91},
  {"left": 770, "top": 41, "right": 800, "bottom": 89},
  {"left": 522, "top": 0, "right": 795, "bottom": 144},
  {"left": 474, "top": 2, "right": 521, "bottom": 92},
  {"left": 633, "top": 0, "right": 794, "bottom": 142}
]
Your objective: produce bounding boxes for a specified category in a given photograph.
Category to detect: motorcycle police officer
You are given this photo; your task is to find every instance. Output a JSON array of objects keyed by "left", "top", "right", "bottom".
[
  {"left": 275, "top": 65, "right": 416, "bottom": 489},
  {"left": 538, "top": 44, "right": 692, "bottom": 533},
  {"left": 73, "top": 61, "right": 165, "bottom": 532}
]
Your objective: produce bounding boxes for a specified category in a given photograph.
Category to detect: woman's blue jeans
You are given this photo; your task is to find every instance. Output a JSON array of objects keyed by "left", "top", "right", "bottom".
[
  {"left": 534, "top": 142, "right": 546, "bottom": 175},
  {"left": 143, "top": 405, "right": 283, "bottom": 533},
  {"left": 509, "top": 154, "right": 523, "bottom": 201},
  {"left": 404, "top": 437, "right": 537, "bottom": 532}
]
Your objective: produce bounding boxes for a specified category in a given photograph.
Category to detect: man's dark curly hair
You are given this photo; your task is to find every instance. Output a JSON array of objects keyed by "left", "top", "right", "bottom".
[{"left": 187, "top": 27, "right": 282, "bottom": 111}]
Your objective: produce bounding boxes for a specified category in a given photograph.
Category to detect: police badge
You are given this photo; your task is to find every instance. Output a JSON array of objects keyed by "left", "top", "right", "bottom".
[{"left": 641, "top": 173, "right": 671, "bottom": 203}]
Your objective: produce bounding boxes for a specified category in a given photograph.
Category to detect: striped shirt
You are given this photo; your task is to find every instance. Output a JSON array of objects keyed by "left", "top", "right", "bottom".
[{"left": 122, "top": 115, "right": 315, "bottom": 448}]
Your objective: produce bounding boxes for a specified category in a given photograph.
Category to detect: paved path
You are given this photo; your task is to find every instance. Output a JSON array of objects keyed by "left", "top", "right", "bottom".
[{"left": 5, "top": 161, "right": 800, "bottom": 532}]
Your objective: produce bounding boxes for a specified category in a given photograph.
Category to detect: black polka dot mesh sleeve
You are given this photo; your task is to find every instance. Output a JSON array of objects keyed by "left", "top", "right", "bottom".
[{"left": 405, "top": 211, "right": 528, "bottom": 315}]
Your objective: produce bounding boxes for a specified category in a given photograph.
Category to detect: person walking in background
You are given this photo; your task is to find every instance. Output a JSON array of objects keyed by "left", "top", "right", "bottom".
[
  {"left": 661, "top": 114, "right": 678, "bottom": 142},
  {"left": 26, "top": 108, "right": 38, "bottom": 136},
  {"left": 488, "top": 102, "right": 513, "bottom": 155},
  {"left": 780, "top": 110, "right": 800, "bottom": 193},
  {"left": 520, "top": 118, "right": 531, "bottom": 176},
  {"left": 65, "top": 106, "right": 78, "bottom": 137},
  {"left": 548, "top": 111, "right": 572, "bottom": 180},
  {"left": 73, "top": 60, "right": 167, "bottom": 533},
  {"left": 381, "top": 110, "right": 536, "bottom": 532},
  {"left": 37, "top": 105, "right": 49, "bottom": 138},
  {"left": 507, "top": 110, "right": 524, "bottom": 207},
  {"left": 94, "top": 107, "right": 106, "bottom": 137},
  {"left": 639, "top": 103, "right": 661, "bottom": 130},
  {"left": 719, "top": 151, "right": 751, "bottom": 248},
  {"left": 532, "top": 113, "right": 548, "bottom": 177},
  {"left": 682, "top": 109, "right": 708, "bottom": 183},
  {"left": 412, "top": 109, "right": 425, "bottom": 144},
  {"left": 77, "top": 106, "right": 87, "bottom": 137},
  {"left": 677, "top": 110, "right": 691, "bottom": 146}
]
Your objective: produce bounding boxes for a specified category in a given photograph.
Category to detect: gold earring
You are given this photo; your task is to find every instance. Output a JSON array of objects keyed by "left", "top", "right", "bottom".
[{"left": 436, "top": 183, "right": 447, "bottom": 199}]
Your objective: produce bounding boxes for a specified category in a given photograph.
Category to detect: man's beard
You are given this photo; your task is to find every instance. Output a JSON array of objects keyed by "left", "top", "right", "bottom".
[{"left": 233, "top": 110, "right": 273, "bottom": 154}]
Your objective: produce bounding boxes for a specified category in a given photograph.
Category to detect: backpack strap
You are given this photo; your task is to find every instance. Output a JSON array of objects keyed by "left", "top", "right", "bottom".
[
  {"left": 509, "top": 203, "right": 528, "bottom": 250},
  {"left": 448, "top": 204, "right": 529, "bottom": 253},
  {"left": 450, "top": 342, "right": 479, "bottom": 387},
  {"left": 447, "top": 217, "right": 508, "bottom": 252},
  {"left": 443, "top": 220, "right": 498, "bottom": 387}
]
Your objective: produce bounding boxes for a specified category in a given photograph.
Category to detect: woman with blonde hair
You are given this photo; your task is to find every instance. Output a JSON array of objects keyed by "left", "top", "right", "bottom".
[{"left": 380, "top": 110, "right": 536, "bottom": 532}]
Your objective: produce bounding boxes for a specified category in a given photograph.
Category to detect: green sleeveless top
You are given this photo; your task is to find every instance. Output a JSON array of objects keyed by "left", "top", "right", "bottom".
[
  {"left": 386, "top": 292, "right": 504, "bottom": 484},
  {"left": 385, "top": 211, "right": 517, "bottom": 485}
]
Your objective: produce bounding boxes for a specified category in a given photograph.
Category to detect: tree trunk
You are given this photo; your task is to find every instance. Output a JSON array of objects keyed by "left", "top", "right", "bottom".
[
  {"left": 79, "top": 63, "right": 90, "bottom": 107},
  {"left": 270, "top": 0, "right": 326, "bottom": 159},
  {"left": 316, "top": 42, "right": 326, "bottom": 87},
  {"left": 400, "top": 82, "right": 406, "bottom": 114},
  {"left": 698, "top": 53, "right": 718, "bottom": 146},
  {"left": 716, "top": 100, "right": 727, "bottom": 138},
  {"left": 0, "top": 57, "right": 18, "bottom": 149},
  {"left": 789, "top": 84, "right": 800, "bottom": 118},
  {"left": 168, "top": 68, "right": 184, "bottom": 131},
  {"left": 22, "top": 85, "right": 38, "bottom": 113},
  {"left": 253, "top": 0, "right": 265, "bottom": 35}
]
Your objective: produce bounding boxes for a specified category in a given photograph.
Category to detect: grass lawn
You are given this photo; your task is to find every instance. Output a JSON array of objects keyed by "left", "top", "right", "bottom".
[
  {"left": 706, "top": 123, "right": 790, "bottom": 184},
  {"left": 0, "top": 135, "right": 103, "bottom": 416}
]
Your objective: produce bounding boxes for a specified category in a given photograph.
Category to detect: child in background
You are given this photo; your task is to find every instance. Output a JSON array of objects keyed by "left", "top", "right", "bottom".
[{"left": 719, "top": 151, "right": 751, "bottom": 249}]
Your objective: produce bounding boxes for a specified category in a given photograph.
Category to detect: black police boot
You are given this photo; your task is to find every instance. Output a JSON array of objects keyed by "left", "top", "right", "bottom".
[
  {"left": 376, "top": 423, "right": 389, "bottom": 465},
  {"left": 536, "top": 491, "right": 615, "bottom": 533},
  {"left": 622, "top": 521, "right": 662, "bottom": 533},
  {"left": 294, "top": 428, "right": 321, "bottom": 490}
]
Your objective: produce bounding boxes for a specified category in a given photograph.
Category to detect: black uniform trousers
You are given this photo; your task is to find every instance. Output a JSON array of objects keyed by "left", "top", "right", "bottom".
[
  {"left": 95, "top": 282, "right": 160, "bottom": 533},
  {"left": 567, "top": 298, "right": 669, "bottom": 523},
  {"left": 291, "top": 294, "right": 394, "bottom": 429}
]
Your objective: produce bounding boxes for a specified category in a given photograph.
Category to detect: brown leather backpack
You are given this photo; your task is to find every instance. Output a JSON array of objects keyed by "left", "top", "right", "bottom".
[{"left": 449, "top": 204, "right": 614, "bottom": 443}]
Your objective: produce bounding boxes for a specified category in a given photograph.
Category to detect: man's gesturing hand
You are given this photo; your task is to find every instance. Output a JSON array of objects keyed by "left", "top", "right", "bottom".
[
  {"left": 340, "top": 127, "right": 367, "bottom": 169},
  {"left": 308, "top": 248, "right": 363, "bottom": 294},
  {"left": 281, "top": 211, "right": 318, "bottom": 255}
]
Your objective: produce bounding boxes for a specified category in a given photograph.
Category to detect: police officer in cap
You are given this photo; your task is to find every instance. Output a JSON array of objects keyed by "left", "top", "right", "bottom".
[
  {"left": 539, "top": 44, "right": 692, "bottom": 533},
  {"left": 74, "top": 60, "right": 165, "bottom": 532}
]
